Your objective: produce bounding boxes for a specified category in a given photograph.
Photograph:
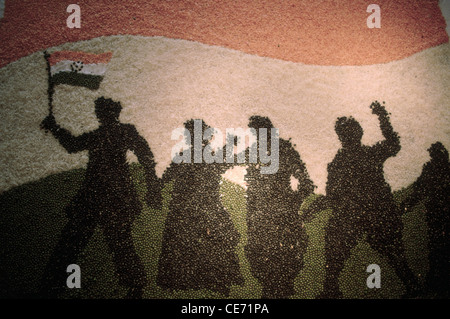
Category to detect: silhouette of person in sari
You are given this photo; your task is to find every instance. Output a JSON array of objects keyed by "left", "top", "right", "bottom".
[
  {"left": 244, "top": 115, "right": 315, "bottom": 298},
  {"left": 157, "top": 119, "right": 244, "bottom": 296},
  {"left": 40, "top": 97, "right": 161, "bottom": 298}
]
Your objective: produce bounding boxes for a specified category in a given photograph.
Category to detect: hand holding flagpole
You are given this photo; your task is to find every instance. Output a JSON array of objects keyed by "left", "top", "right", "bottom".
[{"left": 40, "top": 50, "right": 112, "bottom": 133}]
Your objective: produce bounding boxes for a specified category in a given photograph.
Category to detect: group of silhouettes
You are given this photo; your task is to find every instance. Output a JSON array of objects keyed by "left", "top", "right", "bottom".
[{"left": 39, "top": 97, "right": 449, "bottom": 299}]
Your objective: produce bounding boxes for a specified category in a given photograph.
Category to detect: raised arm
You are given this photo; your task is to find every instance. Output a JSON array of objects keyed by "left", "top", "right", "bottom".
[
  {"left": 41, "top": 113, "right": 89, "bottom": 153},
  {"left": 370, "top": 101, "right": 401, "bottom": 160}
]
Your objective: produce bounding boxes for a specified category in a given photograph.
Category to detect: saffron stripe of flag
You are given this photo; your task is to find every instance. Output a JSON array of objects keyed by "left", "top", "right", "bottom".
[{"left": 48, "top": 51, "right": 112, "bottom": 90}]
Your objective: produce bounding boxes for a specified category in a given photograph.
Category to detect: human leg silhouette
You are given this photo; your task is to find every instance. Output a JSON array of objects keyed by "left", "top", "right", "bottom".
[
  {"left": 101, "top": 207, "right": 147, "bottom": 299},
  {"left": 366, "top": 217, "right": 420, "bottom": 298},
  {"left": 320, "top": 211, "right": 361, "bottom": 299},
  {"left": 40, "top": 202, "right": 98, "bottom": 298}
]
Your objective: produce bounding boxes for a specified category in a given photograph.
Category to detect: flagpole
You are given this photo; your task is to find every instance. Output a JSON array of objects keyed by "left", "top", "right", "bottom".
[{"left": 43, "top": 51, "right": 54, "bottom": 115}]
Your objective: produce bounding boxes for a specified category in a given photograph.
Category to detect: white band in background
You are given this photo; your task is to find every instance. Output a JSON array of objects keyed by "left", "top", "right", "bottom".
[{"left": 50, "top": 60, "right": 108, "bottom": 76}]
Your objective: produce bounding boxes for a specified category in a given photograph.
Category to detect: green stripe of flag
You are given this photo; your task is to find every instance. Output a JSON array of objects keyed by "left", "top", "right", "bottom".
[{"left": 51, "top": 72, "right": 104, "bottom": 90}]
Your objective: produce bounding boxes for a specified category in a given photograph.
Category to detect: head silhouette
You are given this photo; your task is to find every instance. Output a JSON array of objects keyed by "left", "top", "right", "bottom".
[
  {"left": 95, "top": 97, "right": 122, "bottom": 125},
  {"left": 183, "top": 119, "right": 212, "bottom": 147},
  {"left": 248, "top": 115, "right": 274, "bottom": 131},
  {"left": 335, "top": 116, "right": 363, "bottom": 148},
  {"left": 428, "top": 142, "right": 449, "bottom": 162}
]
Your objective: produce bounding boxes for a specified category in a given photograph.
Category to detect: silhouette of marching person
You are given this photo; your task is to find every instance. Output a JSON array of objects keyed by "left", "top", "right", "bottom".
[
  {"left": 316, "top": 101, "right": 419, "bottom": 298},
  {"left": 244, "top": 115, "right": 315, "bottom": 298},
  {"left": 40, "top": 97, "right": 161, "bottom": 298},
  {"left": 402, "top": 142, "right": 450, "bottom": 298},
  {"left": 157, "top": 119, "right": 244, "bottom": 296}
]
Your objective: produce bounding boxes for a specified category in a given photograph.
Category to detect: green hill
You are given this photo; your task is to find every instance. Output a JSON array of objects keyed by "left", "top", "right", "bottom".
[{"left": 0, "top": 164, "right": 429, "bottom": 299}]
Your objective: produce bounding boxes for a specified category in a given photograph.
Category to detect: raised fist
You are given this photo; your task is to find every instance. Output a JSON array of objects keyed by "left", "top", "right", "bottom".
[{"left": 370, "top": 101, "right": 388, "bottom": 117}]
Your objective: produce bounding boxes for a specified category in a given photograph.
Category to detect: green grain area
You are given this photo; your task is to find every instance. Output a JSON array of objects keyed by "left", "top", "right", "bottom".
[{"left": 0, "top": 164, "right": 429, "bottom": 299}]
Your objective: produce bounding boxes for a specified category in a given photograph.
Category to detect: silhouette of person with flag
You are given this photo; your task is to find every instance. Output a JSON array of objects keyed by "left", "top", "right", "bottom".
[{"left": 40, "top": 97, "right": 161, "bottom": 298}]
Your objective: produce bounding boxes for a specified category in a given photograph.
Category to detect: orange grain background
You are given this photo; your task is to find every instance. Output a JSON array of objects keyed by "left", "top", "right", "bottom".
[{"left": 0, "top": 0, "right": 448, "bottom": 68}]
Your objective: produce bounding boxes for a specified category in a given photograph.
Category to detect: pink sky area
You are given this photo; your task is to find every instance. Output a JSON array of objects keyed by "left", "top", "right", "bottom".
[{"left": 0, "top": 0, "right": 448, "bottom": 68}]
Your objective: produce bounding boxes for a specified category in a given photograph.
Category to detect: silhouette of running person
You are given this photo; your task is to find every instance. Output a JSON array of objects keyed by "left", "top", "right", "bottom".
[
  {"left": 157, "top": 119, "right": 244, "bottom": 296},
  {"left": 244, "top": 115, "right": 315, "bottom": 298},
  {"left": 318, "top": 101, "right": 419, "bottom": 298},
  {"left": 402, "top": 142, "right": 450, "bottom": 298},
  {"left": 40, "top": 97, "right": 161, "bottom": 299}
]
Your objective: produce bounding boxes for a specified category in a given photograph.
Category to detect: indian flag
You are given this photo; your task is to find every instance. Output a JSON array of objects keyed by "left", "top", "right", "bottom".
[{"left": 48, "top": 51, "right": 112, "bottom": 90}]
